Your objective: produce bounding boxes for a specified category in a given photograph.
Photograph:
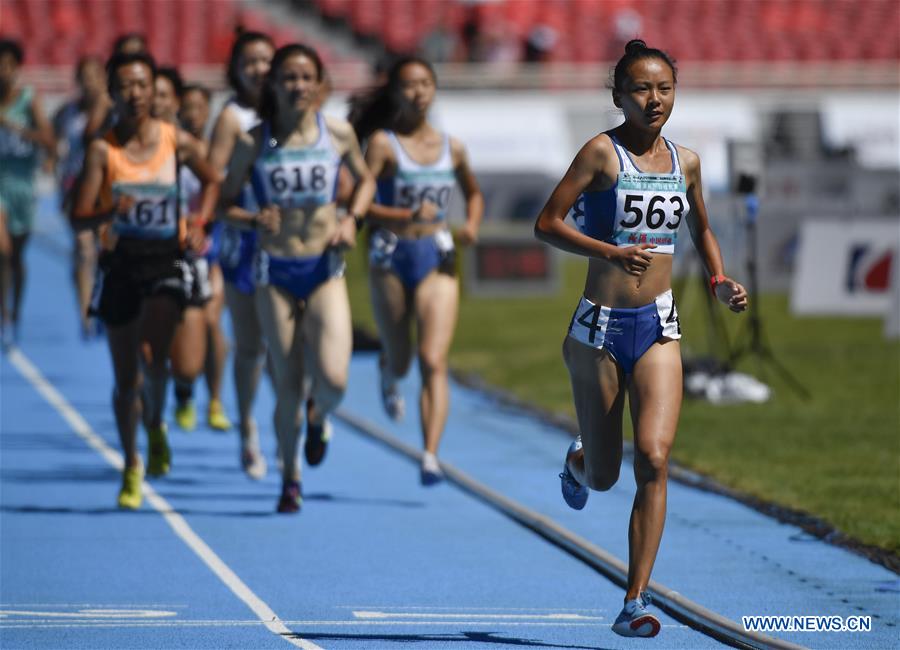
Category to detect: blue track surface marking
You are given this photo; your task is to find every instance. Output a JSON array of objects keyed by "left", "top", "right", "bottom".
[{"left": 2, "top": 201, "right": 898, "bottom": 649}]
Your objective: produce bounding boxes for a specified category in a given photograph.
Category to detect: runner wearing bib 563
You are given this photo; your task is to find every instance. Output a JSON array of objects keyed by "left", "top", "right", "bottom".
[{"left": 534, "top": 39, "right": 748, "bottom": 639}]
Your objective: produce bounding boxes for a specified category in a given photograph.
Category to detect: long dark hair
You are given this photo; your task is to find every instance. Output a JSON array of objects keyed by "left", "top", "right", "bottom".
[
  {"left": 348, "top": 56, "right": 437, "bottom": 143},
  {"left": 611, "top": 39, "right": 677, "bottom": 95},
  {"left": 156, "top": 66, "right": 184, "bottom": 98},
  {"left": 258, "top": 43, "right": 325, "bottom": 123},
  {"left": 0, "top": 38, "right": 24, "bottom": 64},
  {"left": 226, "top": 28, "right": 275, "bottom": 101}
]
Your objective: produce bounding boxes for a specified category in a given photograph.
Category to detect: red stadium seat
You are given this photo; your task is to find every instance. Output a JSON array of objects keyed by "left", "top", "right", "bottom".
[{"left": 2, "top": 0, "right": 897, "bottom": 67}]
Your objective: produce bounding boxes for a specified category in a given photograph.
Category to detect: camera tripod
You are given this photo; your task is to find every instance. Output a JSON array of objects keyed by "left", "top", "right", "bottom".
[{"left": 727, "top": 194, "right": 811, "bottom": 400}]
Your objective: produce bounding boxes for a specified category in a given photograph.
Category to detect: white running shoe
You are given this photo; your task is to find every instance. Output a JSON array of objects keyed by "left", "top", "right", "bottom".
[
  {"left": 612, "top": 592, "right": 660, "bottom": 638},
  {"left": 420, "top": 452, "right": 444, "bottom": 486}
]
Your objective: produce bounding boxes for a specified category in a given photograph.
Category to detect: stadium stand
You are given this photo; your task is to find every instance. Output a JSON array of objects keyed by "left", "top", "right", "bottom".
[
  {"left": 0, "top": 0, "right": 350, "bottom": 66},
  {"left": 310, "top": 0, "right": 900, "bottom": 63}
]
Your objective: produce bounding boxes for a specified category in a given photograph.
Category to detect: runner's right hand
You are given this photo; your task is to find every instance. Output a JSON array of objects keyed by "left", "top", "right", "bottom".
[
  {"left": 413, "top": 200, "right": 439, "bottom": 223},
  {"left": 256, "top": 206, "right": 281, "bottom": 235},
  {"left": 114, "top": 194, "right": 136, "bottom": 215},
  {"left": 614, "top": 244, "right": 656, "bottom": 276}
]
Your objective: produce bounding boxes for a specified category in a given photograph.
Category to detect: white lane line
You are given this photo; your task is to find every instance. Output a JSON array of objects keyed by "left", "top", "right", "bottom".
[
  {"left": 6, "top": 348, "right": 322, "bottom": 650},
  {"left": 338, "top": 605, "right": 604, "bottom": 612},
  {"left": 0, "top": 609, "right": 176, "bottom": 619},
  {"left": 0, "top": 603, "right": 187, "bottom": 608},
  {"left": 353, "top": 611, "right": 601, "bottom": 620}
]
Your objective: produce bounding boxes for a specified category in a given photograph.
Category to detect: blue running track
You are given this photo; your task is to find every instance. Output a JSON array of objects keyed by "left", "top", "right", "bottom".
[{"left": 1, "top": 199, "right": 897, "bottom": 649}]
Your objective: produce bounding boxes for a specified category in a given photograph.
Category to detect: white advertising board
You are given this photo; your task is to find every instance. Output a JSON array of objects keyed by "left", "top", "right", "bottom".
[{"left": 791, "top": 220, "right": 899, "bottom": 316}]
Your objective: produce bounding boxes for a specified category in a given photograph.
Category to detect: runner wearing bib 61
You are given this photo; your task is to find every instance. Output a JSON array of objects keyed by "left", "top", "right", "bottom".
[
  {"left": 534, "top": 39, "right": 747, "bottom": 638},
  {"left": 73, "top": 51, "right": 220, "bottom": 510}
]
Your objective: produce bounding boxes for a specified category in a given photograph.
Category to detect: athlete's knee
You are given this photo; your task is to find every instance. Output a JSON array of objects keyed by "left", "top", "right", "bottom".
[
  {"left": 584, "top": 464, "right": 619, "bottom": 491},
  {"left": 633, "top": 445, "right": 670, "bottom": 483},
  {"left": 234, "top": 339, "right": 264, "bottom": 361},
  {"left": 112, "top": 378, "right": 141, "bottom": 405},
  {"left": 417, "top": 348, "right": 447, "bottom": 379},
  {"left": 315, "top": 366, "right": 348, "bottom": 400},
  {"left": 388, "top": 352, "right": 412, "bottom": 378}
]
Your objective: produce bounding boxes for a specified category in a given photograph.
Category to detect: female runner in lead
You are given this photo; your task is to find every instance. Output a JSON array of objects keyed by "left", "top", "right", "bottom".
[
  {"left": 221, "top": 43, "right": 375, "bottom": 513},
  {"left": 534, "top": 40, "right": 747, "bottom": 637}
]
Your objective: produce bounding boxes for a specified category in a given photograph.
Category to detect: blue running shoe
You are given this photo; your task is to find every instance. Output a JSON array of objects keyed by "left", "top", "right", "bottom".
[
  {"left": 276, "top": 480, "right": 302, "bottom": 514},
  {"left": 612, "top": 592, "right": 661, "bottom": 638},
  {"left": 420, "top": 452, "right": 444, "bottom": 486},
  {"left": 559, "top": 437, "right": 588, "bottom": 510}
]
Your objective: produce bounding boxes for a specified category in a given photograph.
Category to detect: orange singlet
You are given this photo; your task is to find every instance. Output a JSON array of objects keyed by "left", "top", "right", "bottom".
[{"left": 98, "top": 121, "right": 186, "bottom": 252}]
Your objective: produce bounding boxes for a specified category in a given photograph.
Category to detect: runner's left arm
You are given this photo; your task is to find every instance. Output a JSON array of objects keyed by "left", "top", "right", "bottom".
[
  {"left": 683, "top": 147, "right": 748, "bottom": 313},
  {"left": 451, "top": 137, "right": 483, "bottom": 245},
  {"left": 332, "top": 118, "right": 375, "bottom": 248}
]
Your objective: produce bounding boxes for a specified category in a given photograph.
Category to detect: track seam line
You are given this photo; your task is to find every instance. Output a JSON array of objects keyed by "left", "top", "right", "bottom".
[
  {"left": 335, "top": 407, "right": 808, "bottom": 650},
  {"left": 6, "top": 348, "right": 323, "bottom": 650}
]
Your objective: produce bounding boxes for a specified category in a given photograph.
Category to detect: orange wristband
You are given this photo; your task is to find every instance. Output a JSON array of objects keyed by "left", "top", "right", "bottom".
[{"left": 710, "top": 274, "right": 726, "bottom": 291}]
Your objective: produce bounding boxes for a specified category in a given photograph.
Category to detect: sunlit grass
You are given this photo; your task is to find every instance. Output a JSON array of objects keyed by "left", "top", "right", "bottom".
[{"left": 345, "top": 247, "right": 900, "bottom": 553}]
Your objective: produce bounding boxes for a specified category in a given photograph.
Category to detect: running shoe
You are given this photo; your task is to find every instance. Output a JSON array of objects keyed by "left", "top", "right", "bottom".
[
  {"left": 1, "top": 325, "right": 14, "bottom": 352},
  {"left": 117, "top": 463, "right": 144, "bottom": 510},
  {"left": 241, "top": 442, "right": 267, "bottom": 481},
  {"left": 174, "top": 400, "right": 197, "bottom": 431},
  {"left": 276, "top": 480, "right": 302, "bottom": 514},
  {"left": 207, "top": 399, "right": 232, "bottom": 431},
  {"left": 420, "top": 452, "right": 444, "bottom": 486},
  {"left": 304, "top": 417, "right": 332, "bottom": 467},
  {"left": 612, "top": 592, "right": 660, "bottom": 638},
  {"left": 559, "top": 436, "right": 588, "bottom": 510},
  {"left": 146, "top": 424, "right": 171, "bottom": 477},
  {"left": 381, "top": 384, "right": 405, "bottom": 421}
]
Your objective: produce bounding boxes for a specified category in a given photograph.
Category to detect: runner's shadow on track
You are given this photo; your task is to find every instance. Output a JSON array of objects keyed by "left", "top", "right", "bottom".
[
  {"left": 0, "top": 503, "right": 275, "bottom": 518},
  {"left": 294, "top": 631, "right": 609, "bottom": 649},
  {"left": 0, "top": 466, "right": 120, "bottom": 483},
  {"left": 0, "top": 432, "right": 99, "bottom": 452},
  {"left": 153, "top": 491, "right": 426, "bottom": 510},
  {"left": 304, "top": 492, "right": 426, "bottom": 508},
  {"left": 0, "top": 505, "right": 156, "bottom": 516},
  {"left": 156, "top": 491, "right": 275, "bottom": 502},
  {"left": 164, "top": 463, "right": 249, "bottom": 474}
]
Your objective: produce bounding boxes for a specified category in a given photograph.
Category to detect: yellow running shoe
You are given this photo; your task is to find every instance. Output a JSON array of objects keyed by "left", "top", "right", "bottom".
[
  {"left": 117, "top": 463, "right": 143, "bottom": 509},
  {"left": 146, "top": 424, "right": 171, "bottom": 477},
  {"left": 207, "top": 399, "right": 232, "bottom": 432},
  {"left": 174, "top": 400, "right": 197, "bottom": 431}
]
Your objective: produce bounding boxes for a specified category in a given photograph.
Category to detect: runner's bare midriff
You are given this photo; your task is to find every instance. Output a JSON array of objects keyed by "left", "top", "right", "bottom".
[
  {"left": 368, "top": 217, "right": 446, "bottom": 240},
  {"left": 259, "top": 202, "right": 337, "bottom": 258},
  {"left": 583, "top": 254, "right": 673, "bottom": 308}
]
